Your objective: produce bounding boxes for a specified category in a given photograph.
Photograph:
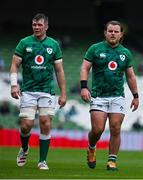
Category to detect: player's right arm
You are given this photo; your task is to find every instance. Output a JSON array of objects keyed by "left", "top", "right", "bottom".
[
  {"left": 54, "top": 59, "right": 66, "bottom": 108},
  {"left": 10, "top": 55, "right": 22, "bottom": 99},
  {"left": 80, "top": 59, "right": 92, "bottom": 102}
]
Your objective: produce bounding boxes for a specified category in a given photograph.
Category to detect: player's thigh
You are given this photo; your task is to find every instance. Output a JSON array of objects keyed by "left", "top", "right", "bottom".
[
  {"left": 19, "top": 107, "right": 37, "bottom": 121},
  {"left": 90, "top": 110, "right": 108, "bottom": 131},
  {"left": 38, "top": 93, "right": 56, "bottom": 117},
  {"left": 108, "top": 113, "right": 124, "bottom": 129},
  {"left": 19, "top": 92, "right": 37, "bottom": 121}
]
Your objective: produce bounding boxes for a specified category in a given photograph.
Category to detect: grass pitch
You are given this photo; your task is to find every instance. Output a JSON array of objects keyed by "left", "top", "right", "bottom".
[{"left": 0, "top": 147, "right": 143, "bottom": 179}]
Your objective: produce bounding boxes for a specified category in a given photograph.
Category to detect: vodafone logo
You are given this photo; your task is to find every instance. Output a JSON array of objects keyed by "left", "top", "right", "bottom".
[
  {"left": 35, "top": 55, "right": 44, "bottom": 65},
  {"left": 108, "top": 61, "right": 117, "bottom": 70}
]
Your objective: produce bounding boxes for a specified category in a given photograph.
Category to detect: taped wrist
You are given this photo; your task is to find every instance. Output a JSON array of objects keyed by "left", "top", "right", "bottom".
[
  {"left": 80, "top": 80, "right": 88, "bottom": 89},
  {"left": 10, "top": 73, "right": 17, "bottom": 86}
]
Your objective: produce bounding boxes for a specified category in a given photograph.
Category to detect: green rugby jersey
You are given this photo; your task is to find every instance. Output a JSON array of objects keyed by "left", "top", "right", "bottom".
[
  {"left": 15, "top": 35, "right": 62, "bottom": 94},
  {"left": 84, "top": 41, "right": 133, "bottom": 97}
]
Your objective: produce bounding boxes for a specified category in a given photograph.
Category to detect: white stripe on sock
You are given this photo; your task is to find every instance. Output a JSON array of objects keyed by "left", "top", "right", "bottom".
[{"left": 40, "top": 134, "right": 51, "bottom": 140}]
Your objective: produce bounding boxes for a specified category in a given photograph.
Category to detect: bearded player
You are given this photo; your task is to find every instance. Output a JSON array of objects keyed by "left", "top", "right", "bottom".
[{"left": 80, "top": 20, "right": 139, "bottom": 170}]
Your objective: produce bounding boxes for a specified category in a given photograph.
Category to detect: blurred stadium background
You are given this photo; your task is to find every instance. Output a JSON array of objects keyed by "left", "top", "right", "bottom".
[{"left": 1, "top": 0, "right": 143, "bottom": 151}]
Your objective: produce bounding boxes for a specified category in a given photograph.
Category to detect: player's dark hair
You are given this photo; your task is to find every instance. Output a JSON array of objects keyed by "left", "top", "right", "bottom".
[
  {"left": 32, "top": 13, "right": 48, "bottom": 23},
  {"left": 104, "top": 20, "right": 123, "bottom": 32}
]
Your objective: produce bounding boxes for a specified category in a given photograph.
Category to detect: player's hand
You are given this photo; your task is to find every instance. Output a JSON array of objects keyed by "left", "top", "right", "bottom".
[
  {"left": 80, "top": 88, "right": 91, "bottom": 102},
  {"left": 11, "top": 85, "right": 21, "bottom": 99},
  {"left": 130, "top": 98, "right": 139, "bottom": 112},
  {"left": 58, "top": 94, "right": 66, "bottom": 108}
]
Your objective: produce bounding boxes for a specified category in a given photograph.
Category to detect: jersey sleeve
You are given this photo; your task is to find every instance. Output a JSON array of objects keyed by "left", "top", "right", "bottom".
[
  {"left": 125, "top": 49, "right": 133, "bottom": 68},
  {"left": 14, "top": 39, "right": 25, "bottom": 58},
  {"left": 84, "top": 45, "right": 95, "bottom": 63},
  {"left": 54, "top": 41, "right": 62, "bottom": 61}
]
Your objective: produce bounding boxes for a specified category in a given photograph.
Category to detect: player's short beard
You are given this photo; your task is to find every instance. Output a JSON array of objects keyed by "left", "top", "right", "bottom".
[{"left": 108, "top": 39, "right": 118, "bottom": 46}]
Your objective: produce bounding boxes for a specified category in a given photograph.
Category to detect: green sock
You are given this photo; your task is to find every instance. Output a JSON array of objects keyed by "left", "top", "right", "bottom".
[
  {"left": 39, "top": 139, "right": 50, "bottom": 162},
  {"left": 20, "top": 134, "right": 30, "bottom": 152}
]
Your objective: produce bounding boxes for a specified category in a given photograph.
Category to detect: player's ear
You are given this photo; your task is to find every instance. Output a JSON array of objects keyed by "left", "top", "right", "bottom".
[
  {"left": 45, "top": 23, "right": 48, "bottom": 31},
  {"left": 120, "top": 32, "right": 123, "bottom": 39}
]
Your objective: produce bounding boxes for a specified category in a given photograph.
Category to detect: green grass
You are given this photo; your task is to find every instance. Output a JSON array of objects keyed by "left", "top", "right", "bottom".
[{"left": 0, "top": 147, "right": 143, "bottom": 179}]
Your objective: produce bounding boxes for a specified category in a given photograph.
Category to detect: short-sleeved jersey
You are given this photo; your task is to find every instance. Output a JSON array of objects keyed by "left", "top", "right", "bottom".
[
  {"left": 84, "top": 41, "right": 133, "bottom": 97},
  {"left": 15, "top": 35, "right": 62, "bottom": 94}
]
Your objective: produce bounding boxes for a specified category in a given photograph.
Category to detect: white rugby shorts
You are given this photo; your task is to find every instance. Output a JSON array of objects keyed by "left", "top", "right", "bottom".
[
  {"left": 90, "top": 96, "right": 126, "bottom": 114},
  {"left": 20, "top": 91, "right": 56, "bottom": 116},
  {"left": 20, "top": 92, "right": 55, "bottom": 107}
]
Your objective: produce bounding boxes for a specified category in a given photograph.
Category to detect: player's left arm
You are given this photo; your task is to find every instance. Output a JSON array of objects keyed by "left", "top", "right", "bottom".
[
  {"left": 10, "top": 55, "right": 22, "bottom": 99},
  {"left": 125, "top": 67, "right": 139, "bottom": 111},
  {"left": 54, "top": 59, "right": 66, "bottom": 108}
]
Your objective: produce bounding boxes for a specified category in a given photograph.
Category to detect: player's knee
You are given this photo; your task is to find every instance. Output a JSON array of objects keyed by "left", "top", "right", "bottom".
[
  {"left": 92, "top": 127, "right": 104, "bottom": 136},
  {"left": 111, "top": 131, "right": 120, "bottom": 137},
  {"left": 20, "top": 126, "right": 31, "bottom": 135},
  {"left": 110, "top": 126, "right": 121, "bottom": 136},
  {"left": 20, "top": 120, "right": 33, "bottom": 131},
  {"left": 19, "top": 107, "right": 36, "bottom": 120}
]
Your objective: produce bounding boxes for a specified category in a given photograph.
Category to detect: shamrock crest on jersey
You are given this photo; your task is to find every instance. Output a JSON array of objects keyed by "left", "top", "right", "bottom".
[
  {"left": 108, "top": 61, "right": 117, "bottom": 70},
  {"left": 35, "top": 55, "right": 44, "bottom": 65},
  {"left": 47, "top": 48, "right": 53, "bottom": 54},
  {"left": 120, "top": 54, "right": 125, "bottom": 61}
]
